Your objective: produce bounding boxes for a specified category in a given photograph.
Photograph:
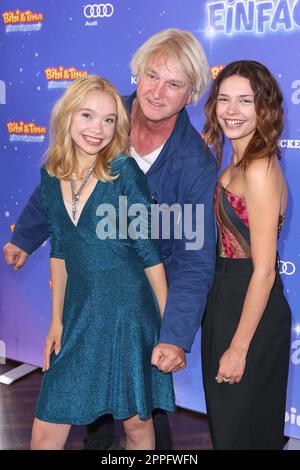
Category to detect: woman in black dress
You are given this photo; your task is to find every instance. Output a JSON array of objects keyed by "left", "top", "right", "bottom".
[{"left": 202, "top": 61, "right": 291, "bottom": 449}]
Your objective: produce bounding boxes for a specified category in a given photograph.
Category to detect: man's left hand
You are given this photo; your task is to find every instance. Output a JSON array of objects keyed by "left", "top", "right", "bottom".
[{"left": 151, "top": 343, "right": 186, "bottom": 373}]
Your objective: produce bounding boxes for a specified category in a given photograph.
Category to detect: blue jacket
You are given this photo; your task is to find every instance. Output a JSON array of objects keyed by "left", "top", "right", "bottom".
[{"left": 11, "top": 92, "right": 217, "bottom": 352}]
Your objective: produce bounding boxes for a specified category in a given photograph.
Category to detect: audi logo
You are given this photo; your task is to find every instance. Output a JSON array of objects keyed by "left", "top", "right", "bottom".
[
  {"left": 84, "top": 4, "right": 114, "bottom": 18},
  {"left": 279, "top": 260, "right": 296, "bottom": 276}
]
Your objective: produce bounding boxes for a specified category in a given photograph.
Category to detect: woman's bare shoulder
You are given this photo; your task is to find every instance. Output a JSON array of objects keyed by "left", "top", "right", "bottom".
[{"left": 244, "top": 156, "right": 283, "bottom": 184}]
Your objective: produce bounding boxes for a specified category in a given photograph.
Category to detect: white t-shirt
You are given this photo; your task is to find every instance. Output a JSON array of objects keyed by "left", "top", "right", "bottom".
[{"left": 130, "top": 144, "right": 164, "bottom": 174}]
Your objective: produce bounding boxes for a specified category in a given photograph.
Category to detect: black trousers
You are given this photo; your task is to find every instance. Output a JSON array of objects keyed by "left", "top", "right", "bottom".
[{"left": 83, "top": 409, "right": 173, "bottom": 450}]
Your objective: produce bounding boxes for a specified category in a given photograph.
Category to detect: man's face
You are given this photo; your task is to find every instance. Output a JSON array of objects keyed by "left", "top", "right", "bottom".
[{"left": 136, "top": 55, "right": 194, "bottom": 123}]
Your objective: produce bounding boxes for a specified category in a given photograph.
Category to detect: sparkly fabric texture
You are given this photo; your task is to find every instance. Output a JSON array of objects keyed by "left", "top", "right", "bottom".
[
  {"left": 35, "top": 156, "right": 176, "bottom": 424},
  {"left": 215, "top": 181, "right": 284, "bottom": 259}
]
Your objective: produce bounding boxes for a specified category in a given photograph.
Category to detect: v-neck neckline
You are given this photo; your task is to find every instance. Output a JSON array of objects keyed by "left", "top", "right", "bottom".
[{"left": 58, "top": 178, "right": 99, "bottom": 228}]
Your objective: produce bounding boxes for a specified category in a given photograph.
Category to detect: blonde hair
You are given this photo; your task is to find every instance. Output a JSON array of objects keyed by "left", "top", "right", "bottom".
[
  {"left": 130, "top": 28, "right": 210, "bottom": 104},
  {"left": 44, "top": 74, "right": 130, "bottom": 182}
]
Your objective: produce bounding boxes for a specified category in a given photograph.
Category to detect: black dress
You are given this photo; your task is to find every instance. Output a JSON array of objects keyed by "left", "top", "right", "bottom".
[{"left": 201, "top": 182, "right": 291, "bottom": 450}]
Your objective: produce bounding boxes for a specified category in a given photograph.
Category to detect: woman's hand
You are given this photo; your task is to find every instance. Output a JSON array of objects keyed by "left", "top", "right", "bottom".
[
  {"left": 43, "top": 321, "right": 63, "bottom": 372},
  {"left": 215, "top": 344, "right": 247, "bottom": 385}
]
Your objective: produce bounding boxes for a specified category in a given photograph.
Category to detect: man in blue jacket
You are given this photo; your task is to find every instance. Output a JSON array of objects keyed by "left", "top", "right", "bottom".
[{"left": 3, "top": 29, "right": 217, "bottom": 449}]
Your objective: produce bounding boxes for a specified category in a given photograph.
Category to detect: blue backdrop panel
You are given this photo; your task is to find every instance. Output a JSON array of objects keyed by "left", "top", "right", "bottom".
[{"left": 0, "top": 0, "right": 299, "bottom": 438}]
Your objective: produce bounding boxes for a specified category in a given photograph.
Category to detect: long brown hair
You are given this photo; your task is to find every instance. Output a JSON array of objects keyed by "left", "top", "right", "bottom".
[
  {"left": 44, "top": 75, "right": 130, "bottom": 182},
  {"left": 203, "top": 60, "right": 283, "bottom": 168}
]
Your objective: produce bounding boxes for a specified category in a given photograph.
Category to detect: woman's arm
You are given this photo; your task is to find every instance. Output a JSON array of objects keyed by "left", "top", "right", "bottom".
[
  {"left": 146, "top": 262, "right": 187, "bottom": 374},
  {"left": 145, "top": 262, "right": 168, "bottom": 318},
  {"left": 216, "top": 159, "right": 284, "bottom": 384},
  {"left": 43, "top": 258, "right": 67, "bottom": 371},
  {"left": 50, "top": 258, "right": 67, "bottom": 324}
]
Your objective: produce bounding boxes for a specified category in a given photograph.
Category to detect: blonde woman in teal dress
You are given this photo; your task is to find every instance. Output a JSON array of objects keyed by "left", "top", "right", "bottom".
[{"left": 31, "top": 75, "right": 175, "bottom": 450}]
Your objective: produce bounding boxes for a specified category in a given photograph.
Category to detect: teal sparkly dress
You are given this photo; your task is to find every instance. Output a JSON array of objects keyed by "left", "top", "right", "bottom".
[{"left": 35, "top": 155, "right": 176, "bottom": 424}]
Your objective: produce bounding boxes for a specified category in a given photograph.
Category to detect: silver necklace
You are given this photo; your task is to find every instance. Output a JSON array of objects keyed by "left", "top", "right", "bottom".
[{"left": 70, "top": 164, "right": 95, "bottom": 221}]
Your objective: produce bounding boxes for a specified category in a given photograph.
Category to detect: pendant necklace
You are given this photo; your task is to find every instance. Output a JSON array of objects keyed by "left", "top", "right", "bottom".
[{"left": 70, "top": 164, "right": 95, "bottom": 221}]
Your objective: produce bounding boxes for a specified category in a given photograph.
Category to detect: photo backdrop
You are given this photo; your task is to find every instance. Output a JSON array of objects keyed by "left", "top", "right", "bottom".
[{"left": 1, "top": 0, "right": 299, "bottom": 438}]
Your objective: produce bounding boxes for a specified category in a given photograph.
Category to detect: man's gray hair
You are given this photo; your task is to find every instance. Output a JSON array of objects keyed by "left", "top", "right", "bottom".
[{"left": 130, "top": 28, "right": 211, "bottom": 104}]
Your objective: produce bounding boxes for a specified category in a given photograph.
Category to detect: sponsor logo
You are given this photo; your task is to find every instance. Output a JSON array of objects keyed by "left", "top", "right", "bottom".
[
  {"left": 45, "top": 66, "right": 88, "bottom": 89},
  {"left": 206, "top": 0, "right": 300, "bottom": 36},
  {"left": 279, "top": 139, "right": 300, "bottom": 149},
  {"left": 285, "top": 407, "right": 300, "bottom": 426},
  {"left": 2, "top": 9, "right": 43, "bottom": 33},
  {"left": 83, "top": 4, "right": 114, "bottom": 18},
  {"left": 278, "top": 260, "right": 296, "bottom": 275},
  {"left": 291, "top": 79, "right": 300, "bottom": 104},
  {"left": 83, "top": 3, "right": 114, "bottom": 26},
  {"left": 0, "top": 80, "right": 6, "bottom": 104},
  {"left": 7, "top": 121, "right": 46, "bottom": 143}
]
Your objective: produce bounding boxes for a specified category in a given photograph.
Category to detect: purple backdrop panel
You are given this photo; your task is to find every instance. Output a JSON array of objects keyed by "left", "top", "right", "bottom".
[{"left": 0, "top": 0, "right": 299, "bottom": 438}]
